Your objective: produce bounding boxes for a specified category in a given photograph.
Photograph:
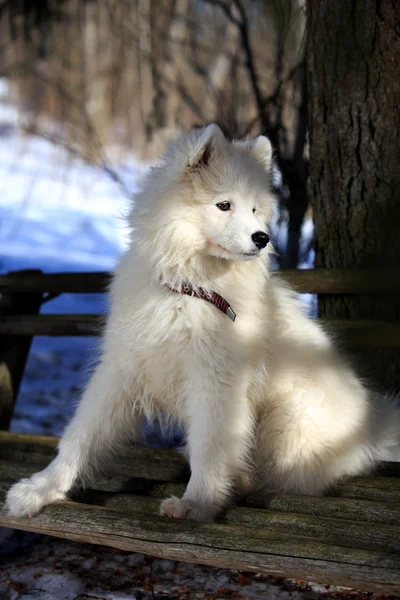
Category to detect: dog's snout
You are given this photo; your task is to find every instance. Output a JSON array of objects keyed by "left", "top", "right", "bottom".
[{"left": 251, "top": 231, "right": 269, "bottom": 249}]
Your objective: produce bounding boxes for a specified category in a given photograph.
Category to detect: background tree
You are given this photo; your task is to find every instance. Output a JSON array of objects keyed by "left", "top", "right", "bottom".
[{"left": 307, "top": 0, "right": 400, "bottom": 388}]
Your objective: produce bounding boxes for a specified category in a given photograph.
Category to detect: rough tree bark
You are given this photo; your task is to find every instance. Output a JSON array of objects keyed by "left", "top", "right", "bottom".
[{"left": 307, "top": 1, "right": 400, "bottom": 388}]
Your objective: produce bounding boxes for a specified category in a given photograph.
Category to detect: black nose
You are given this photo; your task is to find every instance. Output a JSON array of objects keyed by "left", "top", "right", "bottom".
[{"left": 251, "top": 231, "right": 269, "bottom": 249}]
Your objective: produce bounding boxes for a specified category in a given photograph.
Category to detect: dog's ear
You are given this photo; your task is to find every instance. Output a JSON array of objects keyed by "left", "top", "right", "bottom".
[
  {"left": 234, "top": 136, "right": 273, "bottom": 171},
  {"left": 187, "top": 123, "right": 224, "bottom": 169}
]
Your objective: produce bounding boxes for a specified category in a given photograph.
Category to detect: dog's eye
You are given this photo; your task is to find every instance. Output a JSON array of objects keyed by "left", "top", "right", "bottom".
[
  {"left": 252, "top": 208, "right": 256, "bottom": 214},
  {"left": 216, "top": 202, "right": 231, "bottom": 211}
]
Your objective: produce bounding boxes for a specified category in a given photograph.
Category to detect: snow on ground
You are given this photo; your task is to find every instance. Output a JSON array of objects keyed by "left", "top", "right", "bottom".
[{"left": 0, "top": 88, "right": 358, "bottom": 600}]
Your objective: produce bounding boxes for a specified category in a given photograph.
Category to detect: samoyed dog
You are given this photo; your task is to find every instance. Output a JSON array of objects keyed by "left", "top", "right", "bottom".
[{"left": 6, "top": 124, "right": 400, "bottom": 522}]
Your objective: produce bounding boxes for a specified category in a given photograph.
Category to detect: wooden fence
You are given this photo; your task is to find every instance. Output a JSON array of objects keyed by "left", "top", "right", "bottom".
[{"left": 1, "top": 266, "right": 399, "bottom": 430}]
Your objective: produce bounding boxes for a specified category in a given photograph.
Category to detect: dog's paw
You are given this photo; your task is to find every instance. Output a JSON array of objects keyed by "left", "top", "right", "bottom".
[
  {"left": 5, "top": 477, "right": 64, "bottom": 518},
  {"left": 160, "top": 496, "right": 215, "bottom": 522},
  {"left": 160, "top": 496, "right": 192, "bottom": 519}
]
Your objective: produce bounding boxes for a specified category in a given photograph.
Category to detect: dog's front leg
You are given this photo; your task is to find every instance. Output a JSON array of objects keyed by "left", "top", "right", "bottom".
[
  {"left": 160, "top": 364, "right": 252, "bottom": 522},
  {"left": 6, "top": 360, "right": 141, "bottom": 517}
]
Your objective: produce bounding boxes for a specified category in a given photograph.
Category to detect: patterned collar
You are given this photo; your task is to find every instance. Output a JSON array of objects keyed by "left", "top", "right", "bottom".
[{"left": 163, "top": 280, "right": 236, "bottom": 322}]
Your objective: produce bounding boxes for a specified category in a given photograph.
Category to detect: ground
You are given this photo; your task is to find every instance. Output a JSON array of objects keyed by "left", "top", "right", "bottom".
[{"left": 1, "top": 529, "right": 391, "bottom": 600}]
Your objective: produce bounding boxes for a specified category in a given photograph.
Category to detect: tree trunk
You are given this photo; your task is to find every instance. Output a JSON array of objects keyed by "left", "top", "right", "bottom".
[
  {"left": 307, "top": 1, "right": 400, "bottom": 388},
  {"left": 282, "top": 169, "right": 308, "bottom": 269}
]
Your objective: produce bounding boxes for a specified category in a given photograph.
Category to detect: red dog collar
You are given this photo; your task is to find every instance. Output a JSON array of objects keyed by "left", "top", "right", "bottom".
[{"left": 163, "top": 281, "right": 236, "bottom": 322}]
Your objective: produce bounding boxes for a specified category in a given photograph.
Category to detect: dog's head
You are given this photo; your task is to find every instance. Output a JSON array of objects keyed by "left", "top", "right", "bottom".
[{"left": 131, "top": 124, "right": 274, "bottom": 276}]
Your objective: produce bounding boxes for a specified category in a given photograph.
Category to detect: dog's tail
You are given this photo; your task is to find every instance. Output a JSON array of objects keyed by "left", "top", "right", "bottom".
[{"left": 370, "top": 392, "right": 400, "bottom": 462}]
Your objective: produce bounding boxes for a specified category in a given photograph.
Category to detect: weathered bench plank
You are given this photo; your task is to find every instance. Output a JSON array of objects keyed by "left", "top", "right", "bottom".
[
  {"left": 1, "top": 473, "right": 399, "bottom": 553},
  {"left": 0, "top": 432, "right": 399, "bottom": 593},
  {"left": 1, "top": 432, "right": 399, "bottom": 498}
]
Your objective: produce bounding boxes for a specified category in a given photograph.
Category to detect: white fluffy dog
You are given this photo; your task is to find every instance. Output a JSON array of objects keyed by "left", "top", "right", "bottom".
[{"left": 6, "top": 124, "right": 400, "bottom": 522}]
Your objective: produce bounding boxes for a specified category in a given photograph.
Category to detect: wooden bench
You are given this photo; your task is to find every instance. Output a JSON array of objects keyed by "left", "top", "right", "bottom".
[{"left": 1, "top": 268, "right": 400, "bottom": 594}]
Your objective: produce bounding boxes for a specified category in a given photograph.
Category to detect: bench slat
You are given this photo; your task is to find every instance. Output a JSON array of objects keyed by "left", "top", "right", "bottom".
[
  {"left": 1, "top": 432, "right": 399, "bottom": 500},
  {"left": 68, "top": 490, "right": 400, "bottom": 552}
]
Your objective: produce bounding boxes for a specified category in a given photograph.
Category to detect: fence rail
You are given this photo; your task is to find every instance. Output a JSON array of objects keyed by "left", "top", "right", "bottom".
[
  {"left": 1, "top": 267, "right": 399, "bottom": 426},
  {"left": 1, "top": 268, "right": 400, "bottom": 295},
  {"left": 0, "top": 314, "right": 399, "bottom": 347}
]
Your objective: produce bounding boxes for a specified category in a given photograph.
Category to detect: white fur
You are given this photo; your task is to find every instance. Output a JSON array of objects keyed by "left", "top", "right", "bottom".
[{"left": 6, "top": 124, "right": 400, "bottom": 522}]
